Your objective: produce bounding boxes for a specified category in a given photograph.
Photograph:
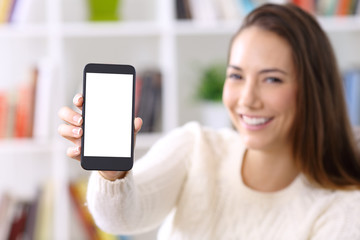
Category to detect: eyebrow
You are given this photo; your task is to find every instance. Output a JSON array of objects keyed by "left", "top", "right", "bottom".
[{"left": 227, "top": 65, "right": 288, "bottom": 75}]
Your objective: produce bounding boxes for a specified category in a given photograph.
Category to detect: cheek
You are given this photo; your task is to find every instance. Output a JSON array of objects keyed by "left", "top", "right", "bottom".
[
  {"left": 222, "top": 81, "right": 235, "bottom": 109},
  {"left": 284, "top": 89, "right": 297, "bottom": 110},
  {"left": 271, "top": 88, "right": 297, "bottom": 118}
]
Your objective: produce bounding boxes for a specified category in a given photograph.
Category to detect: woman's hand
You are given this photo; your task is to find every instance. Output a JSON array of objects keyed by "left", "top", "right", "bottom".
[{"left": 58, "top": 93, "right": 143, "bottom": 181}]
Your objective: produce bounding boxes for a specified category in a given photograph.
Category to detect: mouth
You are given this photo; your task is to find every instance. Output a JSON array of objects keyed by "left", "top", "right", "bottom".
[{"left": 240, "top": 114, "right": 273, "bottom": 128}]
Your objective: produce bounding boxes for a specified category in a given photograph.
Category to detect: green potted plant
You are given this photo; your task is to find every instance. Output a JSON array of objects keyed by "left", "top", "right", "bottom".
[
  {"left": 87, "top": 0, "right": 121, "bottom": 21},
  {"left": 196, "top": 62, "right": 230, "bottom": 128},
  {"left": 197, "top": 63, "right": 225, "bottom": 102}
]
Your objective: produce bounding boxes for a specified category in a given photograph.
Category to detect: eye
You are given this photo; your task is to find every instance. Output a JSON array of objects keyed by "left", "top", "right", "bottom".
[
  {"left": 265, "top": 77, "right": 282, "bottom": 83},
  {"left": 228, "top": 73, "right": 243, "bottom": 81}
]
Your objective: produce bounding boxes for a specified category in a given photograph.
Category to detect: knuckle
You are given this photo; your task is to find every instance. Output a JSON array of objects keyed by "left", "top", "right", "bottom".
[
  {"left": 58, "top": 107, "right": 71, "bottom": 120},
  {"left": 66, "top": 148, "right": 72, "bottom": 157},
  {"left": 58, "top": 107, "right": 65, "bottom": 118},
  {"left": 58, "top": 124, "right": 65, "bottom": 135}
]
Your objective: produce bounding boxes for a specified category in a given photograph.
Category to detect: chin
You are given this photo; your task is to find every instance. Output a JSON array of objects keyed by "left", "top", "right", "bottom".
[
  {"left": 244, "top": 142, "right": 266, "bottom": 151},
  {"left": 240, "top": 134, "right": 272, "bottom": 151}
]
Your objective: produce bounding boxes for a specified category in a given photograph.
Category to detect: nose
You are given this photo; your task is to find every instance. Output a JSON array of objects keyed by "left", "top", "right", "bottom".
[{"left": 238, "top": 80, "right": 261, "bottom": 109}]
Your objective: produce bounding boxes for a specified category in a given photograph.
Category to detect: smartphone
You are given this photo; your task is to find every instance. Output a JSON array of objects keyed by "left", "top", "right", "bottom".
[{"left": 81, "top": 63, "right": 136, "bottom": 171}]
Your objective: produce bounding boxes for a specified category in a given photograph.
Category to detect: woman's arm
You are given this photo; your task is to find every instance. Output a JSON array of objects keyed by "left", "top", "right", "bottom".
[{"left": 86, "top": 123, "right": 198, "bottom": 235}]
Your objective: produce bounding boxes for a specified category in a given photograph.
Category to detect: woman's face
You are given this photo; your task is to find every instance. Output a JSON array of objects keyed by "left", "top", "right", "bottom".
[{"left": 223, "top": 26, "right": 298, "bottom": 152}]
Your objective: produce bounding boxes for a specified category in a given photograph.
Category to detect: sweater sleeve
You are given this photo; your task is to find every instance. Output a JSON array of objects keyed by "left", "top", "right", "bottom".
[
  {"left": 310, "top": 191, "right": 360, "bottom": 240},
  {"left": 86, "top": 122, "right": 200, "bottom": 235}
]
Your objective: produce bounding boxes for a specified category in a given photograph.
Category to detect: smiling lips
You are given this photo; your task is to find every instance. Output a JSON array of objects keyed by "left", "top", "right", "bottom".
[{"left": 240, "top": 114, "right": 273, "bottom": 129}]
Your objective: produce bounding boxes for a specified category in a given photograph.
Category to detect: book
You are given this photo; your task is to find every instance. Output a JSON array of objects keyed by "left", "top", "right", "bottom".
[
  {"left": 336, "top": 0, "right": 352, "bottom": 15},
  {"left": 69, "top": 180, "right": 98, "bottom": 240},
  {"left": 349, "top": 0, "right": 358, "bottom": 14},
  {"left": 0, "top": 193, "right": 17, "bottom": 240},
  {"left": 343, "top": 69, "right": 360, "bottom": 126},
  {"left": 136, "top": 70, "right": 162, "bottom": 133},
  {"left": 291, "top": 0, "right": 315, "bottom": 14},
  {"left": 0, "top": 60, "right": 56, "bottom": 139},
  {"left": 176, "top": 0, "right": 192, "bottom": 19},
  {"left": 33, "top": 182, "right": 54, "bottom": 240},
  {"left": 352, "top": 0, "right": 360, "bottom": 14},
  {"left": 7, "top": 201, "right": 30, "bottom": 240},
  {"left": 0, "top": 91, "right": 7, "bottom": 138},
  {"left": 317, "top": 0, "right": 338, "bottom": 15},
  {"left": 0, "top": 186, "right": 57, "bottom": 240},
  {"left": 10, "top": 0, "right": 34, "bottom": 24},
  {"left": 188, "top": 0, "right": 219, "bottom": 23},
  {"left": 215, "top": 0, "right": 241, "bottom": 20},
  {"left": 237, "top": 0, "right": 255, "bottom": 14},
  {"left": 33, "top": 58, "right": 56, "bottom": 140},
  {"left": 5, "top": 90, "right": 16, "bottom": 138},
  {"left": 69, "top": 198, "right": 89, "bottom": 240},
  {"left": 23, "top": 189, "right": 41, "bottom": 240},
  {"left": 7, "top": 0, "right": 17, "bottom": 22},
  {"left": 14, "top": 67, "right": 38, "bottom": 138},
  {"left": 69, "top": 178, "right": 119, "bottom": 240},
  {"left": 135, "top": 76, "right": 143, "bottom": 117},
  {"left": 0, "top": 0, "right": 14, "bottom": 23},
  {"left": 235, "top": 0, "right": 288, "bottom": 16}
]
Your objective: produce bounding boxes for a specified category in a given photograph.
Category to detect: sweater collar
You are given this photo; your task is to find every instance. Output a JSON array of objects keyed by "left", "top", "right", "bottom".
[{"left": 228, "top": 135, "right": 306, "bottom": 204}]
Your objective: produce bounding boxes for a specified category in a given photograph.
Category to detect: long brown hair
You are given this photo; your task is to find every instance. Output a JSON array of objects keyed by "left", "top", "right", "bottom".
[{"left": 229, "top": 3, "right": 360, "bottom": 189}]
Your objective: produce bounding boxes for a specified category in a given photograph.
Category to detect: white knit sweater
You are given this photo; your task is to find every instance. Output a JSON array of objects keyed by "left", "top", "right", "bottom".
[{"left": 87, "top": 122, "right": 360, "bottom": 240}]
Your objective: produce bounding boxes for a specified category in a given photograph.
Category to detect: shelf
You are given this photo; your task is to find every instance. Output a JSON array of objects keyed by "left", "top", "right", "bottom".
[
  {"left": 318, "top": 16, "right": 360, "bottom": 32},
  {"left": 1, "top": 16, "right": 359, "bottom": 39},
  {"left": 0, "top": 138, "right": 54, "bottom": 154},
  {"left": 0, "top": 24, "right": 48, "bottom": 38},
  {"left": 174, "top": 16, "right": 360, "bottom": 36},
  {"left": 175, "top": 20, "right": 239, "bottom": 36},
  {"left": 0, "top": 134, "right": 162, "bottom": 154},
  {"left": 62, "top": 21, "right": 162, "bottom": 38}
]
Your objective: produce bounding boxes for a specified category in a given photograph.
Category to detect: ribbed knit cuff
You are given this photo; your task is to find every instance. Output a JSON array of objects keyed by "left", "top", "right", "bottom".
[{"left": 89, "top": 170, "right": 134, "bottom": 198}]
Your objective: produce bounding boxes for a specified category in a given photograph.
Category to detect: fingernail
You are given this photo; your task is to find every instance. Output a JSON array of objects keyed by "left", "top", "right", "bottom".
[
  {"left": 73, "top": 115, "right": 82, "bottom": 125},
  {"left": 73, "top": 146, "right": 80, "bottom": 153},
  {"left": 72, "top": 127, "right": 81, "bottom": 136},
  {"left": 73, "top": 95, "right": 81, "bottom": 104}
]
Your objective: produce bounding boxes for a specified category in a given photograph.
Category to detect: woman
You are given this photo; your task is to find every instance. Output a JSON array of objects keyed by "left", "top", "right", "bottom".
[{"left": 58, "top": 3, "right": 360, "bottom": 239}]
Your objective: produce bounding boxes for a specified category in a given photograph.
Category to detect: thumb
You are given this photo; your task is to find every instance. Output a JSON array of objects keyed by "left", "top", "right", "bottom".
[{"left": 134, "top": 117, "right": 143, "bottom": 134}]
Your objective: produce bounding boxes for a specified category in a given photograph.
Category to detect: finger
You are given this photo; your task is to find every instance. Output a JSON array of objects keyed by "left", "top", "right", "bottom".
[
  {"left": 134, "top": 117, "right": 143, "bottom": 134},
  {"left": 58, "top": 106, "right": 83, "bottom": 127},
  {"left": 73, "top": 93, "right": 83, "bottom": 111},
  {"left": 58, "top": 124, "right": 82, "bottom": 146},
  {"left": 66, "top": 146, "right": 81, "bottom": 161},
  {"left": 58, "top": 123, "right": 82, "bottom": 139}
]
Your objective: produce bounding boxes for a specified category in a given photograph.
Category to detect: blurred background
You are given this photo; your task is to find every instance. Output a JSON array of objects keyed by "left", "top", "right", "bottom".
[{"left": 0, "top": 0, "right": 359, "bottom": 239}]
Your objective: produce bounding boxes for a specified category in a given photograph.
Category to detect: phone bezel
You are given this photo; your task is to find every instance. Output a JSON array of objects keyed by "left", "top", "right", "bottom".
[{"left": 81, "top": 63, "right": 136, "bottom": 171}]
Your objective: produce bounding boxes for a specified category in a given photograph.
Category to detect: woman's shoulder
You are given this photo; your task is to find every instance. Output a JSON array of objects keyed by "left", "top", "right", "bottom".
[
  {"left": 326, "top": 188, "right": 360, "bottom": 210},
  {"left": 302, "top": 176, "right": 360, "bottom": 203},
  {"left": 331, "top": 188, "right": 360, "bottom": 207},
  {"left": 303, "top": 180, "right": 360, "bottom": 218},
  {"left": 309, "top": 188, "right": 360, "bottom": 238}
]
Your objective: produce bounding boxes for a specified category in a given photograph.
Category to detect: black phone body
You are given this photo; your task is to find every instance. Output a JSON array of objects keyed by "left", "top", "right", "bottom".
[{"left": 81, "top": 63, "right": 136, "bottom": 171}]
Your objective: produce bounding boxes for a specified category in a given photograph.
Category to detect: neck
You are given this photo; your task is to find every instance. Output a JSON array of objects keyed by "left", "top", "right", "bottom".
[{"left": 241, "top": 147, "right": 299, "bottom": 192}]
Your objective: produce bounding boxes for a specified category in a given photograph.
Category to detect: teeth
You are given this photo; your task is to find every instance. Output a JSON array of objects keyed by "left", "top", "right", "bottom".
[{"left": 242, "top": 115, "right": 270, "bottom": 125}]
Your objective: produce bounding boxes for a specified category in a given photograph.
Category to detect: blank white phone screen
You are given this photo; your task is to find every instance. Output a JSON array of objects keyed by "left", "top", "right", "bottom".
[{"left": 84, "top": 72, "right": 133, "bottom": 157}]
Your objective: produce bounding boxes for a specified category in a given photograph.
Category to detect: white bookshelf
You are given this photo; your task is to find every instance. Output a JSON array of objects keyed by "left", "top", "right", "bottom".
[{"left": 0, "top": 0, "right": 360, "bottom": 239}]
